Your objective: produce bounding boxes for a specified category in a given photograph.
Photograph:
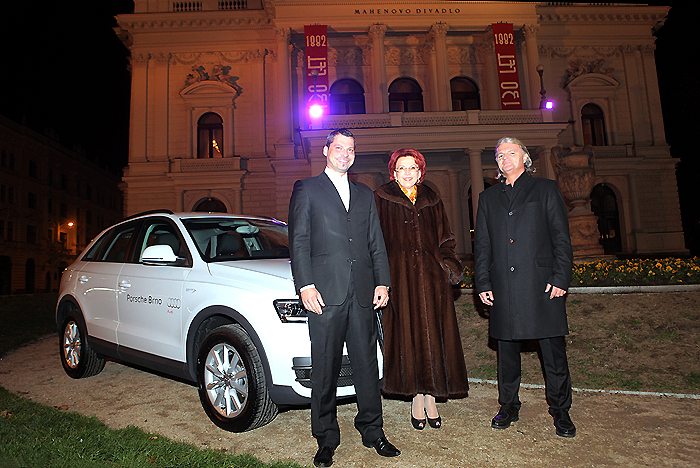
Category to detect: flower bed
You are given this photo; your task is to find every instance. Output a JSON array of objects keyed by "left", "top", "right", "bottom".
[{"left": 459, "top": 257, "right": 700, "bottom": 288}]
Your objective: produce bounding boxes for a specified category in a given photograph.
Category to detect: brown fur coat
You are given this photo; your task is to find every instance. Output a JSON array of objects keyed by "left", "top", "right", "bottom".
[{"left": 374, "top": 181, "right": 468, "bottom": 398}]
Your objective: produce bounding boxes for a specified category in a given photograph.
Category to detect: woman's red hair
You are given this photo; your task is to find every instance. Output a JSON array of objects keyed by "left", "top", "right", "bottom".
[{"left": 388, "top": 148, "right": 426, "bottom": 184}]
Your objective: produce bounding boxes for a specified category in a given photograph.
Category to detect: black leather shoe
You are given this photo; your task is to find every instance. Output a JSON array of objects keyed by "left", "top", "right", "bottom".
[
  {"left": 491, "top": 404, "right": 519, "bottom": 429},
  {"left": 363, "top": 436, "right": 401, "bottom": 457},
  {"left": 550, "top": 409, "right": 576, "bottom": 438},
  {"left": 313, "top": 446, "right": 334, "bottom": 467}
]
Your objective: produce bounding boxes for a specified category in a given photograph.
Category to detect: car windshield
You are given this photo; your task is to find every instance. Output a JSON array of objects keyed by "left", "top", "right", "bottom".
[{"left": 182, "top": 217, "right": 290, "bottom": 262}]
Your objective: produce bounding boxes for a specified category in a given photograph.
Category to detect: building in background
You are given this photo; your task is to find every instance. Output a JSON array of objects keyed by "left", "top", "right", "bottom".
[
  {"left": 115, "top": 0, "right": 686, "bottom": 258},
  {"left": 0, "top": 115, "right": 123, "bottom": 294}
]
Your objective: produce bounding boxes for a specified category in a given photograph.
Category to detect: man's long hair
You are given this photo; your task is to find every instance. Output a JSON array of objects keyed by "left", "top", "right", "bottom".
[{"left": 495, "top": 136, "right": 535, "bottom": 179}]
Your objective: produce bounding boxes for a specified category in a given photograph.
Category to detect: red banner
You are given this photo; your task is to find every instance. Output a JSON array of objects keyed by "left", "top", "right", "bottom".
[
  {"left": 304, "top": 25, "right": 329, "bottom": 117},
  {"left": 492, "top": 23, "right": 522, "bottom": 110}
]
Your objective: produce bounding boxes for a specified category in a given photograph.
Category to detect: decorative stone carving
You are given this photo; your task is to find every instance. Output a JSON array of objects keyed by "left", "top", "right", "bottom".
[
  {"left": 552, "top": 145, "right": 605, "bottom": 259},
  {"left": 564, "top": 58, "right": 616, "bottom": 85},
  {"left": 183, "top": 64, "right": 243, "bottom": 97}
]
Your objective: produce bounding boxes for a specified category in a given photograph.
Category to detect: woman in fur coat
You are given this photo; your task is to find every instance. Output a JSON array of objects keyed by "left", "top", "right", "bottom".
[{"left": 374, "top": 148, "right": 468, "bottom": 430}]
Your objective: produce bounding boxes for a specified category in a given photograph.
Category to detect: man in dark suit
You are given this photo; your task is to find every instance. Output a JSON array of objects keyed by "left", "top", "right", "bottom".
[
  {"left": 288, "top": 128, "right": 400, "bottom": 467},
  {"left": 474, "top": 136, "right": 576, "bottom": 438}
]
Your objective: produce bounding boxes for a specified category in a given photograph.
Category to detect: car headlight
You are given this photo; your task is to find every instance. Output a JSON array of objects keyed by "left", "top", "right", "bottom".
[{"left": 273, "top": 299, "right": 309, "bottom": 323}]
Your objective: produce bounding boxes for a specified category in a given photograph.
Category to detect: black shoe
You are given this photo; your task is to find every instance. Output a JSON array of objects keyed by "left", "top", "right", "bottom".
[
  {"left": 411, "top": 415, "right": 426, "bottom": 430},
  {"left": 363, "top": 436, "right": 401, "bottom": 457},
  {"left": 426, "top": 409, "right": 442, "bottom": 429},
  {"left": 491, "top": 404, "right": 519, "bottom": 429},
  {"left": 313, "top": 446, "right": 334, "bottom": 467},
  {"left": 550, "top": 408, "right": 576, "bottom": 438}
]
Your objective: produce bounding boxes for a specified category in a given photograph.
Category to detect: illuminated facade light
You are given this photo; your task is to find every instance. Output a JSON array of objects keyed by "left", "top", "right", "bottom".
[{"left": 308, "top": 103, "right": 324, "bottom": 119}]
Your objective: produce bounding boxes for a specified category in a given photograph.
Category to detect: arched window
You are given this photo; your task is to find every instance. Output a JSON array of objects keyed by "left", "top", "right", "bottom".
[
  {"left": 450, "top": 77, "right": 481, "bottom": 110},
  {"left": 330, "top": 79, "right": 366, "bottom": 115},
  {"left": 581, "top": 104, "right": 607, "bottom": 146},
  {"left": 388, "top": 78, "right": 424, "bottom": 112},
  {"left": 194, "top": 197, "right": 227, "bottom": 213},
  {"left": 590, "top": 184, "right": 621, "bottom": 253},
  {"left": 197, "top": 113, "right": 224, "bottom": 158}
]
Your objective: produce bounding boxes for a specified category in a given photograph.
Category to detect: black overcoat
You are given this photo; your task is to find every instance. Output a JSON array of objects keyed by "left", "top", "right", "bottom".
[
  {"left": 474, "top": 174, "right": 573, "bottom": 341},
  {"left": 374, "top": 181, "right": 468, "bottom": 398}
]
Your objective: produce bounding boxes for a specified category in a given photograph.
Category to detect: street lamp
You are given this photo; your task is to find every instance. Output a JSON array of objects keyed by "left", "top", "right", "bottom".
[
  {"left": 536, "top": 64, "right": 546, "bottom": 109},
  {"left": 536, "top": 64, "right": 554, "bottom": 110},
  {"left": 57, "top": 221, "right": 74, "bottom": 241}
]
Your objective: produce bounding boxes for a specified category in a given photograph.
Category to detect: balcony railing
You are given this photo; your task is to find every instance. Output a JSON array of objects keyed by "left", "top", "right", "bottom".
[
  {"left": 171, "top": 0, "right": 261, "bottom": 11},
  {"left": 176, "top": 157, "right": 241, "bottom": 172},
  {"left": 319, "top": 109, "right": 552, "bottom": 130}
]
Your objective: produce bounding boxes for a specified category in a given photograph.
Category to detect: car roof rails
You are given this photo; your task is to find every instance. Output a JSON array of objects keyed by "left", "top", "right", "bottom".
[{"left": 122, "top": 209, "right": 175, "bottom": 221}]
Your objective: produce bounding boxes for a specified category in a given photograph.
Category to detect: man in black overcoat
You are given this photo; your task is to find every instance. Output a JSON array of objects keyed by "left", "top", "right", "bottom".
[
  {"left": 288, "top": 129, "right": 401, "bottom": 467},
  {"left": 474, "top": 136, "right": 576, "bottom": 438}
]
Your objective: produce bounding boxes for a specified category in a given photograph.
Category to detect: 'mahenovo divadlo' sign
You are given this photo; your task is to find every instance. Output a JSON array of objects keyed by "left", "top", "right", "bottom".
[{"left": 354, "top": 6, "right": 462, "bottom": 14}]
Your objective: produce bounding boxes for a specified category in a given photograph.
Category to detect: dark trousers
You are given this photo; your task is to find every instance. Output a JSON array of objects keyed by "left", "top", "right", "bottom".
[
  {"left": 307, "top": 286, "right": 384, "bottom": 449},
  {"left": 497, "top": 336, "right": 572, "bottom": 411}
]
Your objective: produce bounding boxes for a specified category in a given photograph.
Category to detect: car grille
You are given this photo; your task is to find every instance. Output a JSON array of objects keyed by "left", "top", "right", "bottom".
[{"left": 292, "top": 356, "right": 354, "bottom": 388}]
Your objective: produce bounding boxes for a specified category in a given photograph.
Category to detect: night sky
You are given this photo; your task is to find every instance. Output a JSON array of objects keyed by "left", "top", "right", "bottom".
[{"left": 1, "top": 1, "right": 697, "bottom": 253}]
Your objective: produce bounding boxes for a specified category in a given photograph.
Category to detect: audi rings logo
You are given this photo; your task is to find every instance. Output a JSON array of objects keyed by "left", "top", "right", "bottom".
[{"left": 167, "top": 297, "right": 181, "bottom": 309}]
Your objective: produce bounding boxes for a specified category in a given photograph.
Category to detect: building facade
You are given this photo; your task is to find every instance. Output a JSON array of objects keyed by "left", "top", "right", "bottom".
[
  {"left": 115, "top": 0, "right": 686, "bottom": 258},
  {"left": 0, "top": 115, "right": 123, "bottom": 294}
]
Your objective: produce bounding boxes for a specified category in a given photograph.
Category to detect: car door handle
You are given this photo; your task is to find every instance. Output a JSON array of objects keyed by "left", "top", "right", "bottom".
[
  {"left": 79, "top": 275, "right": 89, "bottom": 284},
  {"left": 119, "top": 280, "right": 131, "bottom": 290}
]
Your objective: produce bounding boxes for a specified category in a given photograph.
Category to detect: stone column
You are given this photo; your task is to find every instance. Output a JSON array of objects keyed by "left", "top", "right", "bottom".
[
  {"left": 522, "top": 24, "right": 541, "bottom": 110},
  {"left": 368, "top": 24, "right": 388, "bottom": 114},
  {"left": 129, "top": 52, "right": 149, "bottom": 163},
  {"left": 623, "top": 46, "right": 652, "bottom": 147},
  {"left": 430, "top": 23, "right": 450, "bottom": 111},
  {"left": 536, "top": 145, "right": 556, "bottom": 181},
  {"left": 479, "top": 40, "right": 500, "bottom": 110},
  {"left": 151, "top": 52, "right": 170, "bottom": 162},
  {"left": 468, "top": 148, "right": 485, "bottom": 227},
  {"left": 274, "top": 28, "right": 294, "bottom": 158},
  {"left": 640, "top": 44, "right": 667, "bottom": 146}
]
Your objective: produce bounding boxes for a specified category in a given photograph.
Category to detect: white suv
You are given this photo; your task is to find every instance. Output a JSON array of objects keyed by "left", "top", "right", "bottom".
[{"left": 56, "top": 210, "right": 378, "bottom": 431}]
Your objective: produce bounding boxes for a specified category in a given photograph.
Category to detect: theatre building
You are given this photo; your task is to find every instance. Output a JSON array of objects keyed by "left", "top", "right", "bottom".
[{"left": 115, "top": 0, "right": 686, "bottom": 258}]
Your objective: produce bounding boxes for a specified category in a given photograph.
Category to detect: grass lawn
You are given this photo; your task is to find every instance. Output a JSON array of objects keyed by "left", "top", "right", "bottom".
[
  {"left": 0, "top": 295, "right": 305, "bottom": 468},
  {"left": 0, "top": 386, "right": 303, "bottom": 468}
]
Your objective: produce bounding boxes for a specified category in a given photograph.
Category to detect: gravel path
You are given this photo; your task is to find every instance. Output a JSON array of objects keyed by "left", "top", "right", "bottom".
[{"left": 1, "top": 336, "right": 699, "bottom": 467}]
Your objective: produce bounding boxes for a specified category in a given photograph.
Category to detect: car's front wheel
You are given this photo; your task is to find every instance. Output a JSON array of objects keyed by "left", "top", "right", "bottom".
[
  {"left": 196, "top": 324, "right": 278, "bottom": 432},
  {"left": 59, "top": 312, "right": 106, "bottom": 379}
]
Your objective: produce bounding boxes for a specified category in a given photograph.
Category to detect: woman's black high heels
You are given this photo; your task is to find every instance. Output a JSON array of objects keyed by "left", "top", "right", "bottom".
[
  {"left": 411, "top": 414, "right": 426, "bottom": 430},
  {"left": 426, "top": 411, "right": 442, "bottom": 429}
]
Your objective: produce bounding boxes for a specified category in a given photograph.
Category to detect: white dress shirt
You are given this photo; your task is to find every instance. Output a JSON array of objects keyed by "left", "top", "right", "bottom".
[{"left": 324, "top": 167, "right": 350, "bottom": 211}]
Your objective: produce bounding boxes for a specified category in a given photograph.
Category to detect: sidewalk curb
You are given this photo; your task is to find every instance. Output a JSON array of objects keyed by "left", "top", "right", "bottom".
[
  {"left": 468, "top": 377, "right": 700, "bottom": 400},
  {"left": 461, "top": 284, "right": 700, "bottom": 294}
]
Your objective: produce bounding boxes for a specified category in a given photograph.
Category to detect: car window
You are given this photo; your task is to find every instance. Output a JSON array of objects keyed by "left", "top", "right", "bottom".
[
  {"left": 182, "top": 217, "right": 289, "bottom": 262},
  {"left": 138, "top": 220, "right": 191, "bottom": 266},
  {"left": 102, "top": 225, "right": 137, "bottom": 263},
  {"left": 81, "top": 234, "right": 108, "bottom": 261}
]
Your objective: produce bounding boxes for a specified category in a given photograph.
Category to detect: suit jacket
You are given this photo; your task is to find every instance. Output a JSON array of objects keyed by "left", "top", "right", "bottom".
[
  {"left": 288, "top": 172, "right": 391, "bottom": 308},
  {"left": 474, "top": 174, "right": 573, "bottom": 340}
]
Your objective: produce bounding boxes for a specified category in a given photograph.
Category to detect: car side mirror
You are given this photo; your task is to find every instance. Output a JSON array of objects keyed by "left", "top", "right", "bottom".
[{"left": 142, "top": 245, "right": 186, "bottom": 266}]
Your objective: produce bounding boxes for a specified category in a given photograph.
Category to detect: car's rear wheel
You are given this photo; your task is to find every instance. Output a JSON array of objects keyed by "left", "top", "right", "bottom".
[
  {"left": 197, "top": 324, "right": 278, "bottom": 432},
  {"left": 59, "top": 312, "right": 106, "bottom": 379}
]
